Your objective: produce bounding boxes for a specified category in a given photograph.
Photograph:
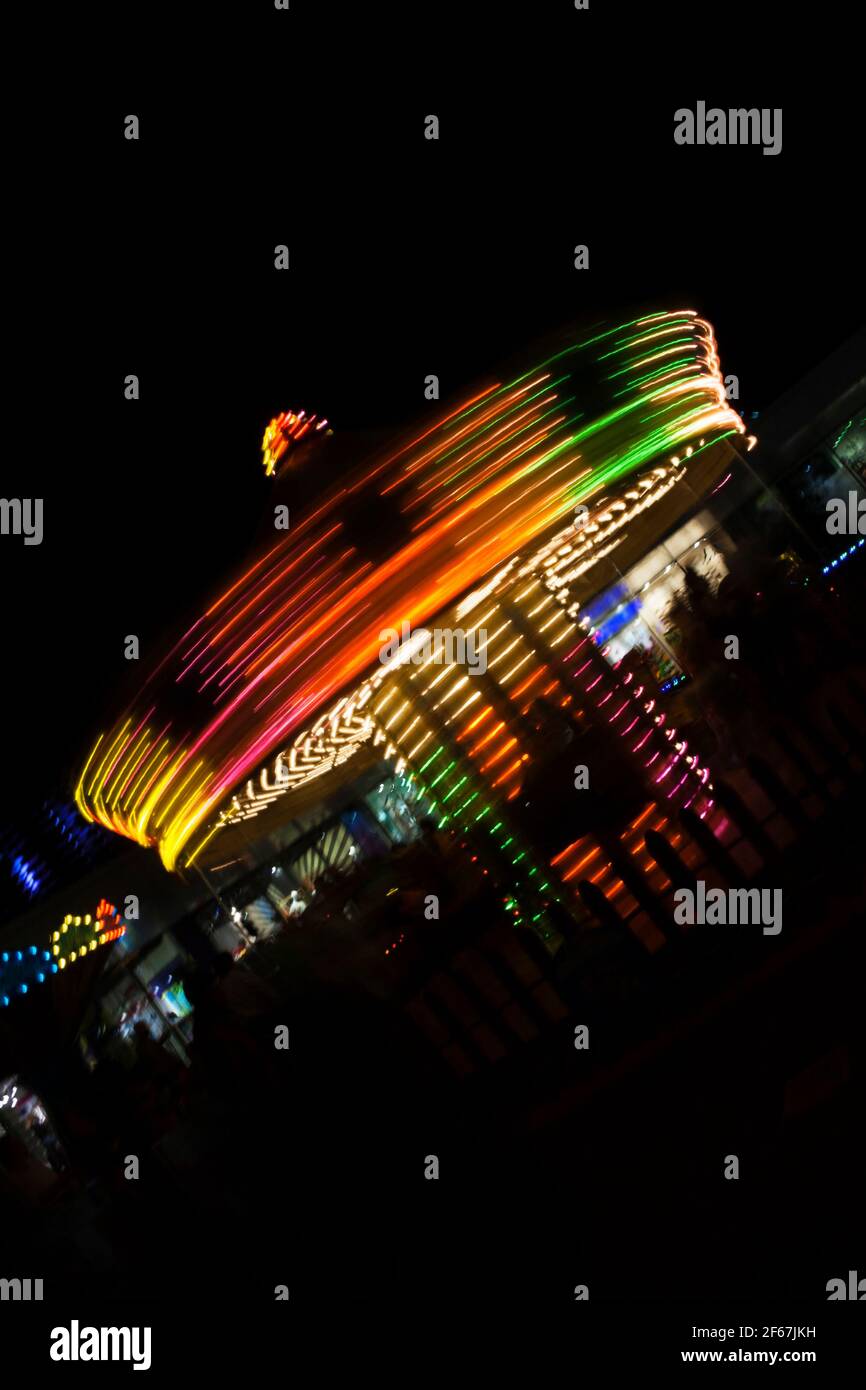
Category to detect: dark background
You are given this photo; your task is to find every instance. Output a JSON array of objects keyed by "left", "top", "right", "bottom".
[
  {"left": 3, "top": 6, "right": 863, "bottom": 818},
  {"left": 1, "top": 5, "right": 864, "bottom": 1353}
]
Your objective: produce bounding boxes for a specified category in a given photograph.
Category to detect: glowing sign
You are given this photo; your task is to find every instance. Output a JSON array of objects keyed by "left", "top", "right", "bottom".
[{"left": 0, "top": 899, "right": 126, "bottom": 1007}]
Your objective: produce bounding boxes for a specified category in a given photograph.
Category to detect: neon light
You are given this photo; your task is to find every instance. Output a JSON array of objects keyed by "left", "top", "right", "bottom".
[
  {"left": 77, "top": 311, "right": 741, "bottom": 872},
  {"left": 0, "top": 900, "right": 125, "bottom": 1007}
]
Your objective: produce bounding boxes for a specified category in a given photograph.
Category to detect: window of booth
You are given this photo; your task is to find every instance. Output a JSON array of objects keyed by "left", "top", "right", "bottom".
[
  {"left": 0, "top": 1075, "right": 68, "bottom": 1183},
  {"left": 577, "top": 531, "right": 730, "bottom": 688},
  {"left": 94, "top": 933, "right": 195, "bottom": 1066},
  {"left": 830, "top": 411, "right": 866, "bottom": 485},
  {"left": 365, "top": 775, "right": 435, "bottom": 845}
]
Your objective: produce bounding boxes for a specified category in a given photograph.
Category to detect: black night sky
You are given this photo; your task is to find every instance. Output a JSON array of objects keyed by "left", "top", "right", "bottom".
[{"left": 3, "top": 7, "right": 863, "bottom": 823}]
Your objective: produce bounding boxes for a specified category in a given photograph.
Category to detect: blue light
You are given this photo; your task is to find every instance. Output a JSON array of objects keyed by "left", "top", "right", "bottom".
[
  {"left": 582, "top": 581, "right": 631, "bottom": 627},
  {"left": 823, "top": 537, "right": 865, "bottom": 575},
  {"left": 36, "top": 972, "right": 45, "bottom": 983},
  {"left": 11, "top": 854, "right": 41, "bottom": 896},
  {"left": 17, "top": 983, "right": 28, "bottom": 995},
  {"left": 595, "top": 597, "right": 642, "bottom": 645},
  {"left": 1, "top": 996, "right": 8, "bottom": 1008}
]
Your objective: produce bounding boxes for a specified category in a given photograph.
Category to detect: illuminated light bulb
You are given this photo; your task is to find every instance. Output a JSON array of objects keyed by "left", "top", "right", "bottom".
[
  {"left": 59, "top": 958, "right": 66, "bottom": 969},
  {"left": 69, "top": 951, "right": 77, "bottom": 962},
  {"left": 84, "top": 914, "right": 91, "bottom": 925},
  {"left": 74, "top": 916, "right": 81, "bottom": 926}
]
